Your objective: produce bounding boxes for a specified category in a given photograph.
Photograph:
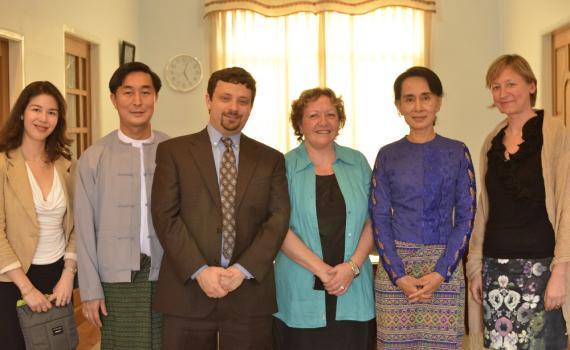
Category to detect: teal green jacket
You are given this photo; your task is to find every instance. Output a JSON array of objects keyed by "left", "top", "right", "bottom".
[{"left": 274, "top": 142, "right": 375, "bottom": 328}]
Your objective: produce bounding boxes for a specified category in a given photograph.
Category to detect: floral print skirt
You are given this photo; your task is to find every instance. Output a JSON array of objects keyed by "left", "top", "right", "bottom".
[{"left": 482, "top": 256, "right": 567, "bottom": 350}]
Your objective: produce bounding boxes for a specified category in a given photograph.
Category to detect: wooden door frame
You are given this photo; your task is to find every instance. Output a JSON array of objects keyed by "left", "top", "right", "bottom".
[
  {"left": 65, "top": 34, "right": 92, "bottom": 158},
  {"left": 552, "top": 22, "right": 570, "bottom": 125},
  {"left": 0, "top": 38, "right": 9, "bottom": 125}
]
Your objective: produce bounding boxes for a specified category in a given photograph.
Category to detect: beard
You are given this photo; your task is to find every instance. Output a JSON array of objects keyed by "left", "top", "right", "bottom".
[{"left": 220, "top": 113, "right": 242, "bottom": 132}]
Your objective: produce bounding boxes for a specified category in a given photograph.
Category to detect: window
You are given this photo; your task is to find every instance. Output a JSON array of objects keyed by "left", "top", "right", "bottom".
[
  {"left": 65, "top": 35, "right": 92, "bottom": 159},
  {"left": 210, "top": 6, "right": 430, "bottom": 163},
  {"left": 0, "top": 38, "right": 9, "bottom": 125}
]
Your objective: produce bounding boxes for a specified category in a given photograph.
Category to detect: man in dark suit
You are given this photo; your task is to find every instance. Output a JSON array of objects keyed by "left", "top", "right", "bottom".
[{"left": 151, "top": 67, "right": 290, "bottom": 350}]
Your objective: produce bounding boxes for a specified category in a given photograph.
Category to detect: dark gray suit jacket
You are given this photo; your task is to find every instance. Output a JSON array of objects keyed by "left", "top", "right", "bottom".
[{"left": 151, "top": 128, "right": 290, "bottom": 317}]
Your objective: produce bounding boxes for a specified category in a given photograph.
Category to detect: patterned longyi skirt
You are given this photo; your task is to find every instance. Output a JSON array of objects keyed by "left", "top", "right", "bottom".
[
  {"left": 100, "top": 255, "right": 162, "bottom": 350},
  {"left": 375, "top": 241, "right": 465, "bottom": 350}
]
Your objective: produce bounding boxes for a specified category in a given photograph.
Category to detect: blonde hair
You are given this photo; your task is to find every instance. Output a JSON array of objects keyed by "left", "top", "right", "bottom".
[{"left": 485, "top": 54, "right": 537, "bottom": 107}]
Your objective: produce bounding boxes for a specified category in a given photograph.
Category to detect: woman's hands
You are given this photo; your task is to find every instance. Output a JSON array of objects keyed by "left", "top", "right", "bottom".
[
  {"left": 49, "top": 260, "right": 76, "bottom": 307},
  {"left": 396, "top": 272, "right": 445, "bottom": 303},
  {"left": 22, "top": 286, "right": 52, "bottom": 312},
  {"left": 469, "top": 274, "right": 483, "bottom": 305},
  {"left": 323, "top": 262, "right": 355, "bottom": 296},
  {"left": 544, "top": 263, "right": 567, "bottom": 311},
  {"left": 396, "top": 275, "right": 422, "bottom": 302},
  {"left": 6, "top": 267, "right": 52, "bottom": 312},
  {"left": 409, "top": 272, "right": 444, "bottom": 302},
  {"left": 50, "top": 269, "right": 75, "bottom": 307}
]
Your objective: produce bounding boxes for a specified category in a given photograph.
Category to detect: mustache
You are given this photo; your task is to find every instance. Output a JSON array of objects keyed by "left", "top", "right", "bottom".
[{"left": 223, "top": 111, "right": 241, "bottom": 117}]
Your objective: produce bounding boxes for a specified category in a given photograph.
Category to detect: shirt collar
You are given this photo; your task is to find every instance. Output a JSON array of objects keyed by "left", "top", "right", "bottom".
[
  {"left": 292, "top": 142, "right": 356, "bottom": 173},
  {"left": 117, "top": 129, "right": 155, "bottom": 147},
  {"left": 207, "top": 123, "right": 241, "bottom": 149}
]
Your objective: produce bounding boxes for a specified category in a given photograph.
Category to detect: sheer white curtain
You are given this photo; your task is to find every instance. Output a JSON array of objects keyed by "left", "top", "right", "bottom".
[{"left": 210, "top": 7, "right": 428, "bottom": 164}]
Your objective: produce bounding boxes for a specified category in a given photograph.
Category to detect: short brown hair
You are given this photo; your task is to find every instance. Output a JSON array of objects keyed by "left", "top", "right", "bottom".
[
  {"left": 290, "top": 87, "right": 346, "bottom": 142},
  {"left": 486, "top": 54, "right": 537, "bottom": 107},
  {"left": 207, "top": 67, "right": 256, "bottom": 104},
  {"left": 0, "top": 81, "right": 72, "bottom": 161}
]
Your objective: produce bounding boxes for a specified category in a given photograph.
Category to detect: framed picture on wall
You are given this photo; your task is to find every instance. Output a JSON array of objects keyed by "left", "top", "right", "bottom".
[{"left": 120, "top": 41, "right": 135, "bottom": 65}]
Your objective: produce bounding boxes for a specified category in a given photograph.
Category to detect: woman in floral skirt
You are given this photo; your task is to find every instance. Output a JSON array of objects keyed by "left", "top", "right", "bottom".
[{"left": 467, "top": 54, "right": 570, "bottom": 350}]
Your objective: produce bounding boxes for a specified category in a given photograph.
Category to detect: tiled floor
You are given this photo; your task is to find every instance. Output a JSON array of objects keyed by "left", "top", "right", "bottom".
[
  {"left": 84, "top": 337, "right": 472, "bottom": 350},
  {"left": 76, "top": 329, "right": 570, "bottom": 349}
]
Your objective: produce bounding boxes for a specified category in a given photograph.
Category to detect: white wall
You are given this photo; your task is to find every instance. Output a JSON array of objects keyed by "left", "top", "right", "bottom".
[
  {"left": 430, "top": 0, "right": 503, "bottom": 172},
  {"left": 139, "top": 0, "right": 210, "bottom": 137},
  {"left": 500, "top": 0, "right": 570, "bottom": 115},
  {"left": 0, "top": 0, "right": 140, "bottom": 139}
]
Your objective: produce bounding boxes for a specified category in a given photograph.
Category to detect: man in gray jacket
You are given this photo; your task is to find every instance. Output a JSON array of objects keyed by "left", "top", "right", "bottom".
[{"left": 75, "top": 62, "right": 168, "bottom": 350}]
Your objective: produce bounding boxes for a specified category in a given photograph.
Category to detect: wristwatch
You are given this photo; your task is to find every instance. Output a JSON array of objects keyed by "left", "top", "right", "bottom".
[{"left": 348, "top": 259, "right": 360, "bottom": 278}]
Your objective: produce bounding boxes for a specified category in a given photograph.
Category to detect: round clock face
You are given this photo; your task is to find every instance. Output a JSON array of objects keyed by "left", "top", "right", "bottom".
[{"left": 165, "top": 55, "right": 203, "bottom": 92}]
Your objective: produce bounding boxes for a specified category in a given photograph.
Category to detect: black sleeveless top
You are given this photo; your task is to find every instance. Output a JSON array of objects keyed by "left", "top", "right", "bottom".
[{"left": 316, "top": 174, "right": 346, "bottom": 321}]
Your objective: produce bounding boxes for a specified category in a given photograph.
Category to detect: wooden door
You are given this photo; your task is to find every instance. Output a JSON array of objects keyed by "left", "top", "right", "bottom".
[
  {"left": 65, "top": 35, "right": 92, "bottom": 159},
  {"left": 553, "top": 23, "right": 570, "bottom": 126}
]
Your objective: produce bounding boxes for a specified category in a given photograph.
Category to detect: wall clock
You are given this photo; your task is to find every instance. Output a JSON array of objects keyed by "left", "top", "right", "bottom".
[{"left": 165, "top": 54, "right": 203, "bottom": 92}]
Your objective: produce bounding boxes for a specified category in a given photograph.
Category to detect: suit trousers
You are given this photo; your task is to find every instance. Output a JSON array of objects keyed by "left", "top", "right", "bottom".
[
  {"left": 162, "top": 296, "right": 272, "bottom": 350},
  {"left": 0, "top": 259, "right": 64, "bottom": 350}
]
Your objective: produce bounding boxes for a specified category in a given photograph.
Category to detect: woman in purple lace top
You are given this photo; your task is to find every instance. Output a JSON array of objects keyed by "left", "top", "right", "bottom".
[{"left": 370, "top": 67, "right": 476, "bottom": 349}]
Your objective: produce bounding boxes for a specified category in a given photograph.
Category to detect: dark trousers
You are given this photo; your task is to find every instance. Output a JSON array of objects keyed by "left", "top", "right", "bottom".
[
  {"left": 162, "top": 297, "right": 272, "bottom": 350},
  {"left": 0, "top": 259, "right": 64, "bottom": 350}
]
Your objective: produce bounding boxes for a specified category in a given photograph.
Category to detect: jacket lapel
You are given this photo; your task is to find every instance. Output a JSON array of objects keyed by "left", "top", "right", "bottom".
[
  {"left": 189, "top": 129, "right": 222, "bottom": 208},
  {"left": 5, "top": 149, "right": 39, "bottom": 228},
  {"left": 235, "top": 135, "right": 259, "bottom": 209}
]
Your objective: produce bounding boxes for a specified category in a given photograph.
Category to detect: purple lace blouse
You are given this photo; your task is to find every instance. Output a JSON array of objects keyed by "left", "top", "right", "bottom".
[{"left": 370, "top": 135, "right": 476, "bottom": 284}]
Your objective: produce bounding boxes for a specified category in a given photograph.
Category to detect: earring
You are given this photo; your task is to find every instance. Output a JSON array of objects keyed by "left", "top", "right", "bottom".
[{"left": 20, "top": 115, "right": 24, "bottom": 120}]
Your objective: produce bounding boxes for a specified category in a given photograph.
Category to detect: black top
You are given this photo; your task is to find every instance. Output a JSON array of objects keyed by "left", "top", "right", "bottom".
[
  {"left": 315, "top": 174, "right": 346, "bottom": 321},
  {"left": 483, "top": 111, "right": 555, "bottom": 258}
]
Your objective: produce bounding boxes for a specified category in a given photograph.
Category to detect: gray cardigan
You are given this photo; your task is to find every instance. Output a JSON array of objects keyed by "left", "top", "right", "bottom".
[{"left": 75, "top": 130, "right": 169, "bottom": 301}]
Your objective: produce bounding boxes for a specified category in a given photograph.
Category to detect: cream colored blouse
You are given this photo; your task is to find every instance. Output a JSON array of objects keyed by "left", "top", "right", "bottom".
[{"left": 26, "top": 164, "right": 67, "bottom": 265}]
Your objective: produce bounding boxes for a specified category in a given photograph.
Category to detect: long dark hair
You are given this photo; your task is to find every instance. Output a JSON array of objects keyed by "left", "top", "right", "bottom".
[{"left": 0, "top": 81, "right": 72, "bottom": 161}]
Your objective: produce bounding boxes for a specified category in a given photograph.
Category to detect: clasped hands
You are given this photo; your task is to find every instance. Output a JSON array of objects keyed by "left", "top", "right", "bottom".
[
  {"left": 396, "top": 272, "right": 444, "bottom": 303},
  {"left": 196, "top": 265, "right": 246, "bottom": 298},
  {"left": 317, "top": 262, "right": 356, "bottom": 296}
]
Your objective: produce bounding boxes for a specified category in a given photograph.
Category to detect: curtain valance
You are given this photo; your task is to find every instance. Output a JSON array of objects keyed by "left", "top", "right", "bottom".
[{"left": 203, "top": 0, "right": 436, "bottom": 17}]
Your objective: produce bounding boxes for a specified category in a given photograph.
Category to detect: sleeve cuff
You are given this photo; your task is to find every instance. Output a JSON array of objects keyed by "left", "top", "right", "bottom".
[
  {"left": 390, "top": 271, "right": 405, "bottom": 285},
  {"left": 434, "top": 263, "right": 452, "bottom": 283},
  {"left": 63, "top": 253, "right": 77, "bottom": 261},
  {"left": 0, "top": 261, "right": 22, "bottom": 275},
  {"left": 191, "top": 265, "right": 208, "bottom": 280},
  {"left": 233, "top": 263, "right": 253, "bottom": 279}
]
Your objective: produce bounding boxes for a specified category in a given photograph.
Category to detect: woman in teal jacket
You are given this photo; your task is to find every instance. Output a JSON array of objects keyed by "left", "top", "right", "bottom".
[{"left": 273, "top": 87, "right": 375, "bottom": 350}]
